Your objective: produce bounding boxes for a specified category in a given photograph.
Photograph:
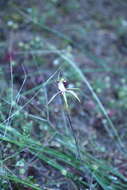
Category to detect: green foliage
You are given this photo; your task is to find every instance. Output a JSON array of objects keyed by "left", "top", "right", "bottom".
[{"left": 1, "top": 0, "right": 127, "bottom": 189}]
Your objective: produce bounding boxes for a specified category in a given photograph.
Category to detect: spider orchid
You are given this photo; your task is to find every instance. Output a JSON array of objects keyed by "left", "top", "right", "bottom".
[{"left": 48, "top": 78, "right": 80, "bottom": 109}]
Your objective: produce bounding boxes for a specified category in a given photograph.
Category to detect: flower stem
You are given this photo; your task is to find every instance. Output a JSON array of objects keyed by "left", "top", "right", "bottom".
[{"left": 66, "top": 111, "right": 82, "bottom": 161}]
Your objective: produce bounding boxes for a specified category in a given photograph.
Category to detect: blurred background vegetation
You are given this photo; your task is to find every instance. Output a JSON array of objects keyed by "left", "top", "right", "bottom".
[{"left": 0, "top": 0, "right": 127, "bottom": 189}]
